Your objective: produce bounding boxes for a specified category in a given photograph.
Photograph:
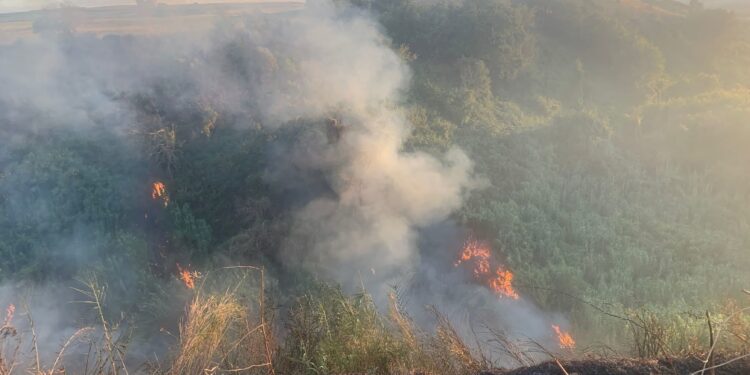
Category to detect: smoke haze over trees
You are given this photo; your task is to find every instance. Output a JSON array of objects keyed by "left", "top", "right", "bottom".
[{"left": 1, "top": 0, "right": 750, "bottom": 372}]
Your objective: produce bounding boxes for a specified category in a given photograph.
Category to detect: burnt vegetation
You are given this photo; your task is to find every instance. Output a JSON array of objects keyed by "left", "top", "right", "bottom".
[{"left": 1, "top": 0, "right": 750, "bottom": 373}]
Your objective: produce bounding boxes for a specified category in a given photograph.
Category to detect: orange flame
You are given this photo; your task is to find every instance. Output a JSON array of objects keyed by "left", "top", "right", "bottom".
[
  {"left": 552, "top": 324, "right": 576, "bottom": 349},
  {"left": 455, "top": 239, "right": 519, "bottom": 299},
  {"left": 151, "top": 181, "right": 169, "bottom": 207},
  {"left": 489, "top": 267, "right": 519, "bottom": 299},
  {"left": 3, "top": 304, "right": 14, "bottom": 327},
  {"left": 455, "top": 240, "right": 491, "bottom": 276},
  {"left": 176, "top": 263, "right": 198, "bottom": 289}
]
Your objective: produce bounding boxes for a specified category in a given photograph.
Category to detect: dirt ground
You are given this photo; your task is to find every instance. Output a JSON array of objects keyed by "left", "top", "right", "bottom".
[{"left": 493, "top": 355, "right": 750, "bottom": 375}]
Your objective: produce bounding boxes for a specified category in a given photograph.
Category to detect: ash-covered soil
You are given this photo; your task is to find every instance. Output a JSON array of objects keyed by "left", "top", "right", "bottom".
[{"left": 494, "top": 355, "right": 750, "bottom": 375}]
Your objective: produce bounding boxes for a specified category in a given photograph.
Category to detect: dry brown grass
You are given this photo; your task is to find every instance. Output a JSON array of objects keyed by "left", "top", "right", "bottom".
[
  {"left": 0, "top": 315, "right": 19, "bottom": 375},
  {"left": 430, "top": 307, "right": 489, "bottom": 374},
  {"left": 4, "top": 274, "right": 750, "bottom": 374},
  {"left": 385, "top": 292, "right": 494, "bottom": 375},
  {"left": 165, "top": 268, "right": 273, "bottom": 375}
]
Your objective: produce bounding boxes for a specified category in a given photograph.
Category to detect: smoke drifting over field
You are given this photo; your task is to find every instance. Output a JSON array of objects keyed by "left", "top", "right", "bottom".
[{"left": 0, "top": 0, "right": 568, "bottom": 368}]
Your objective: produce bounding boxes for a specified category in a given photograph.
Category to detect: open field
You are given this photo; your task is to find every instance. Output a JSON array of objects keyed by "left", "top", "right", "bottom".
[
  {"left": 0, "top": 1, "right": 304, "bottom": 43},
  {"left": 700, "top": 0, "right": 750, "bottom": 17}
]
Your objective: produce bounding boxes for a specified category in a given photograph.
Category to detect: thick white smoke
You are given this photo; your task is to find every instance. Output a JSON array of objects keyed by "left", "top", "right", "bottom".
[
  {"left": 0, "top": 0, "right": 564, "bottom": 368},
  {"left": 230, "top": 2, "right": 479, "bottom": 295},
  {"left": 228, "top": 4, "right": 562, "bottom": 360}
]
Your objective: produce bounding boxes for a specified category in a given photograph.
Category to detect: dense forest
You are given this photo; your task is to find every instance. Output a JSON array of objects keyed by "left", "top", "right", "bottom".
[{"left": 1, "top": 0, "right": 750, "bottom": 373}]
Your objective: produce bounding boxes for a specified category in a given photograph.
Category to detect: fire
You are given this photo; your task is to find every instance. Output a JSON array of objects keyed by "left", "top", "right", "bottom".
[
  {"left": 177, "top": 263, "right": 199, "bottom": 289},
  {"left": 455, "top": 240, "right": 491, "bottom": 276},
  {"left": 552, "top": 324, "right": 576, "bottom": 349},
  {"left": 489, "top": 267, "right": 519, "bottom": 299},
  {"left": 151, "top": 181, "right": 169, "bottom": 207},
  {"left": 455, "top": 239, "right": 519, "bottom": 299}
]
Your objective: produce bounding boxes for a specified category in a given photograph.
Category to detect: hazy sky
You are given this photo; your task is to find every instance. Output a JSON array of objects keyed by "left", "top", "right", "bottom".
[
  {"left": 0, "top": 0, "right": 301, "bottom": 14},
  {"left": 0, "top": 1, "right": 128, "bottom": 13}
]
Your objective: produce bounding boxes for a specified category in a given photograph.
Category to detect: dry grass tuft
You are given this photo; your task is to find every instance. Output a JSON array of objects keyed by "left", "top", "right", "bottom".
[
  {"left": 0, "top": 306, "right": 19, "bottom": 375},
  {"left": 430, "top": 307, "right": 488, "bottom": 374},
  {"left": 166, "top": 268, "right": 272, "bottom": 375}
]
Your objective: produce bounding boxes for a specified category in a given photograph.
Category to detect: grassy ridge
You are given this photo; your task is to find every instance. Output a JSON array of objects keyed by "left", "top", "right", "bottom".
[
  {"left": 2, "top": 272, "right": 750, "bottom": 373},
  {"left": 1, "top": 0, "right": 750, "bottom": 371}
]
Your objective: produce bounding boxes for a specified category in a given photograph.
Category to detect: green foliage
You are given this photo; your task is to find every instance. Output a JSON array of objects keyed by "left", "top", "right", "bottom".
[
  {"left": 276, "top": 283, "right": 489, "bottom": 374},
  {"left": 0, "top": 129, "right": 145, "bottom": 280},
  {"left": 404, "top": 105, "right": 456, "bottom": 152},
  {"left": 278, "top": 283, "right": 408, "bottom": 374},
  {"left": 383, "top": 0, "right": 750, "bottom": 350},
  {"left": 3, "top": 0, "right": 750, "bottom": 357},
  {"left": 168, "top": 203, "right": 212, "bottom": 257},
  {"left": 169, "top": 125, "right": 270, "bottom": 243}
]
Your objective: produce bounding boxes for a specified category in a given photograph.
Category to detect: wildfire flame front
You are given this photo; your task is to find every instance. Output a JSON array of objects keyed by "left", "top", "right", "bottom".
[
  {"left": 488, "top": 267, "right": 519, "bottom": 299},
  {"left": 552, "top": 324, "right": 576, "bottom": 350},
  {"left": 455, "top": 239, "right": 519, "bottom": 300}
]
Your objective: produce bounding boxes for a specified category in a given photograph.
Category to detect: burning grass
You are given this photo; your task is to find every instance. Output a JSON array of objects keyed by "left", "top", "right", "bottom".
[
  {"left": 151, "top": 181, "right": 169, "bottom": 207},
  {"left": 551, "top": 325, "right": 575, "bottom": 350},
  {"left": 455, "top": 239, "right": 519, "bottom": 300},
  {"left": 175, "top": 263, "right": 199, "bottom": 290}
]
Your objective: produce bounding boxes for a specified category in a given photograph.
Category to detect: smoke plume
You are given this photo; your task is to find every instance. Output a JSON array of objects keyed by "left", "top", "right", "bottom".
[
  {"left": 0, "top": 0, "right": 563, "bottom": 368},
  {"left": 236, "top": 2, "right": 479, "bottom": 296}
]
